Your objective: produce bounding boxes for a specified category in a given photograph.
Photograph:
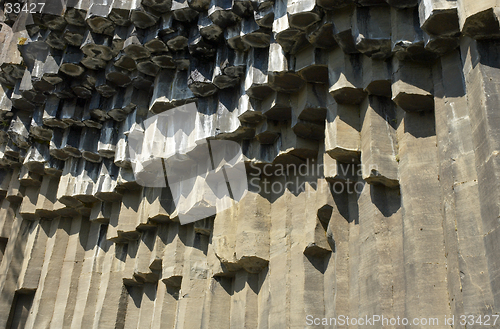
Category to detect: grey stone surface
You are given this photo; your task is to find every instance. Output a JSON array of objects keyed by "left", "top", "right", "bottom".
[{"left": 0, "top": 1, "right": 499, "bottom": 327}]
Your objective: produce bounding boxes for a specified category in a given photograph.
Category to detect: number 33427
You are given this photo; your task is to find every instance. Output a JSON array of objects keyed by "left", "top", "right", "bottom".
[
  {"left": 5, "top": 3, "right": 46, "bottom": 14},
  {"left": 460, "top": 315, "right": 499, "bottom": 326}
]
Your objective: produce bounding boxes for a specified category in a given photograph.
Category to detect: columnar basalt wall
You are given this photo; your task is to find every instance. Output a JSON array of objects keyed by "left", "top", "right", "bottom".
[{"left": 0, "top": 0, "right": 499, "bottom": 328}]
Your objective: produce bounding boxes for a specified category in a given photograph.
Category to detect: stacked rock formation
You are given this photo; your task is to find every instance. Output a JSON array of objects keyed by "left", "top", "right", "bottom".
[{"left": 0, "top": 0, "right": 499, "bottom": 327}]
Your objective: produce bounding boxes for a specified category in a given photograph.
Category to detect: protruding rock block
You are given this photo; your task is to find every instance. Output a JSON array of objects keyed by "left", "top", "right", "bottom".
[
  {"left": 305, "top": 11, "right": 337, "bottom": 49},
  {"left": 225, "top": 21, "right": 248, "bottom": 51},
  {"left": 18, "top": 69, "right": 46, "bottom": 106},
  {"left": 90, "top": 201, "right": 113, "bottom": 223},
  {"left": 188, "top": 58, "right": 218, "bottom": 97},
  {"left": 147, "top": 187, "right": 175, "bottom": 222},
  {"left": 11, "top": 77, "right": 35, "bottom": 112},
  {"left": 65, "top": 0, "right": 88, "bottom": 26},
  {"left": 323, "top": 153, "right": 357, "bottom": 183},
  {"left": 295, "top": 45, "right": 328, "bottom": 83},
  {"left": 390, "top": 6, "right": 435, "bottom": 62},
  {"left": 44, "top": 157, "right": 65, "bottom": 177},
  {"left": 98, "top": 120, "right": 118, "bottom": 158},
  {"left": 109, "top": 0, "right": 133, "bottom": 26},
  {"left": 149, "top": 69, "right": 175, "bottom": 113},
  {"left": 86, "top": 1, "right": 115, "bottom": 35},
  {"left": 353, "top": 6, "right": 392, "bottom": 59},
  {"left": 212, "top": 45, "right": 243, "bottom": 89},
  {"left": 19, "top": 186, "right": 41, "bottom": 220},
  {"left": 60, "top": 99, "right": 85, "bottom": 127},
  {"left": 59, "top": 46, "right": 85, "bottom": 77},
  {"left": 134, "top": 229, "right": 160, "bottom": 282},
  {"left": 188, "top": 24, "right": 216, "bottom": 58},
  {"left": 94, "top": 159, "right": 122, "bottom": 202},
  {"left": 42, "top": 95, "right": 66, "bottom": 129},
  {"left": 303, "top": 196, "right": 331, "bottom": 257},
  {"left": 419, "top": 0, "right": 459, "bottom": 38},
  {"left": 172, "top": 0, "right": 199, "bottom": 22},
  {"left": 0, "top": 170, "right": 12, "bottom": 199},
  {"left": 19, "top": 166, "right": 43, "bottom": 187},
  {"left": 286, "top": 0, "right": 323, "bottom": 31},
  {"left": 95, "top": 71, "right": 118, "bottom": 98},
  {"left": 360, "top": 96, "right": 399, "bottom": 187},
  {"left": 113, "top": 188, "right": 143, "bottom": 241},
  {"left": 424, "top": 33, "right": 460, "bottom": 55},
  {"left": 361, "top": 55, "right": 391, "bottom": 97},
  {"left": 237, "top": 92, "right": 264, "bottom": 126},
  {"left": 291, "top": 83, "right": 327, "bottom": 140},
  {"left": 143, "top": 26, "right": 169, "bottom": 54},
  {"left": 6, "top": 167, "right": 22, "bottom": 203},
  {"left": 131, "top": 70, "right": 155, "bottom": 90},
  {"left": 272, "top": 0, "right": 310, "bottom": 54},
  {"left": 143, "top": 0, "right": 173, "bottom": 13},
  {"left": 163, "top": 21, "right": 189, "bottom": 51},
  {"left": 208, "top": 0, "right": 241, "bottom": 28},
  {"left": 274, "top": 124, "right": 319, "bottom": 163},
  {"left": 328, "top": 48, "right": 367, "bottom": 104},
  {"left": 458, "top": 0, "right": 500, "bottom": 38},
  {"left": 244, "top": 47, "right": 272, "bottom": 99},
  {"left": 162, "top": 222, "right": 186, "bottom": 286},
  {"left": 50, "top": 128, "right": 70, "bottom": 160},
  {"left": 57, "top": 157, "right": 84, "bottom": 208},
  {"left": 255, "top": 120, "right": 281, "bottom": 144},
  {"left": 35, "top": 175, "right": 60, "bottom": 218},
  {"left": 23, "top": 143, "right": 50, "bottom": 175},
  {"left": 254, "top": 3, "right": 274, "bottom": 28},
  {"left": 235, "top": 190, "right": 270, "bottom": 272},
  {"left": 61, "top": 126, "right": 83, "bottom": 158},
  {"left": 325, "top": 97, "right": 361, "bottom": 162},
  {"left": 105, "top": 62, "right": 132, "bottom": 87},
  {"left": 123, "top": 26, "right": 151, "bottom": 61},
  {"left": 137, "top": 56, "right": 161, "bottom": 77},
  {"left": 241, "top": 16, "right": 271, "bottom": 49},
  {"left": 72, "top": 160, "right": 100, "bottom": 203},
  {"left": 261, "top": 91, "right": 291, "bottom": 120},
  {"left": 391, "top": 58, "right": 435, "bottom": 112},
  {"left": 267, "top": 42, "right": 305, "bottom": 93},
  {"left": 8, "top": 110, "right": 31, "bottom": 149},
  {"left": 330, "top": 5, "right": 357, "bottom": 54},
  {"left": 79, "top": 127, "right": 102, "bottom": 163}
]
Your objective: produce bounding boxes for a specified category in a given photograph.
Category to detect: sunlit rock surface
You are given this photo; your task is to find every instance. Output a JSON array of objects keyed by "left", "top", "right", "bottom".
[{"left": 0, "top": 0, "right": 499, "bottom": 327}]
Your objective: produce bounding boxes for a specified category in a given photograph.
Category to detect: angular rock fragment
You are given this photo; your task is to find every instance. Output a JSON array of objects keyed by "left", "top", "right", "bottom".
[
  {"left": 353, "top": 6, "right": 392, "bottom": 59},
  {"left": 419, "top": 0, "right": 460, "bottom": 38},
  {"left": 391, "top": 57, "right": 434, "bottom": 112},
  {"left": 360, "top": 96, "right": 399, "bottom": 187},
  {"left": 325, "top": 95, "right": 360, "bottom": 162},
  {"left": 86, "top": 0, "right": 115, "bottom": 35},
  {"left": 328, "top": 48, "right": 367, "bottom": 104}
]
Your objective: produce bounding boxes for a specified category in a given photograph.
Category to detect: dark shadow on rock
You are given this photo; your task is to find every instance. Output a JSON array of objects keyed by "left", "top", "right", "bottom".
[
  {"left": 403, "top": 110, "right": 436, "bottom": 138},
  {"left": 370, "top": 184, "right": 401, "bottom": 217}
]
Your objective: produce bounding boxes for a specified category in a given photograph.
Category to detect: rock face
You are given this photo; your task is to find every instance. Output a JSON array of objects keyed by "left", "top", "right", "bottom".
[{"left": 0, "top": 0, "right": 499, "bottom": 328}]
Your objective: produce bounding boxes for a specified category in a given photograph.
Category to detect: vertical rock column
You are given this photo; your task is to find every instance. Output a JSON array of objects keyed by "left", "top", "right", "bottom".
[
  {"left": 396, "top": 107, "right": 451, "bottom": 321},
  {"left": 434, "top": 49, "right": 494, "bottom": 321},
  {"left": 460, "top": 37, "right": 500, "bottom": 310}
]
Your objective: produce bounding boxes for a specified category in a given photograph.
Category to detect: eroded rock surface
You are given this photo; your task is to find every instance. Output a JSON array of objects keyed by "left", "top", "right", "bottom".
[{"left": 0, "top": 0, "right": 499, "bottom": 327}]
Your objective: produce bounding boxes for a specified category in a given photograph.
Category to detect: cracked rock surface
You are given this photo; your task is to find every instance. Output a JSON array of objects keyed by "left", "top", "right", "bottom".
[{"left": 0, "top": 0, "right": 499, "bottom": 327}]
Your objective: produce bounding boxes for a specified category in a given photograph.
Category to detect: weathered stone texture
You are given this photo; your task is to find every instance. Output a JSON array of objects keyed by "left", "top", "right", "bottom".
[{"left": 0, "top": 0, "right": 499, "bottom": 327}]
